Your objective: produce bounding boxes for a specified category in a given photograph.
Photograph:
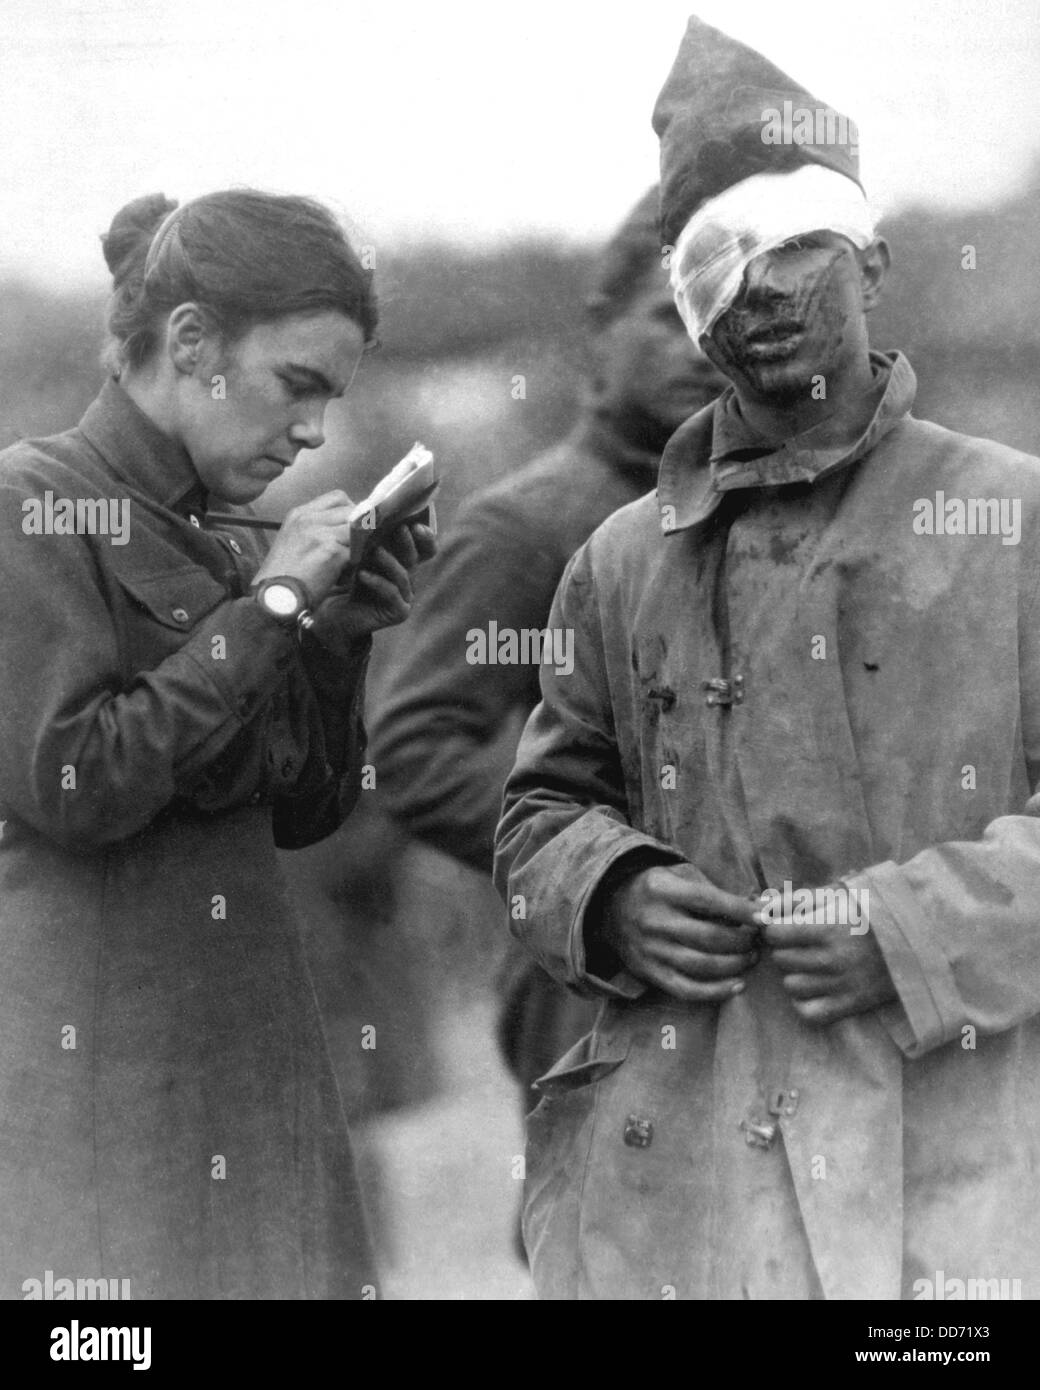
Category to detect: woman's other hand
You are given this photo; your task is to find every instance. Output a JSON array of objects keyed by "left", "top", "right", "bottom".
[{"left": 308, "top": 521, "right": 437, "bottom": 651}]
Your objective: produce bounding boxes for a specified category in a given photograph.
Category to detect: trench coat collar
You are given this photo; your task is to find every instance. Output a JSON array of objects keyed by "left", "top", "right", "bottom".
[
  {"left": 79, "top": 376, "right": 208, "bottom": 517},
  {"left": 657, "top": 349, "right": 917, "bottom": 530}
]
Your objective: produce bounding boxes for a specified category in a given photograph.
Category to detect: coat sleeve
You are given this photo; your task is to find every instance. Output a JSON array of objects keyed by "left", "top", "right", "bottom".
[
  {"left": 846, "top": 810, "right": 1040, "bottom": 1058},
  {"left": 847, "top": 566, "right": 1040, "bottom": 1059},
  {"left": 0, "top": 482, "right": 336, "bottom": 852},
  {"left": 493, "top": 541, "right": 688, "bottom": 998},
  {"left": 271, "top": 636, "right": 371, "bottom": 850},
  {"left": 370, "top": 499, "right": 561, "bottom": 870}
]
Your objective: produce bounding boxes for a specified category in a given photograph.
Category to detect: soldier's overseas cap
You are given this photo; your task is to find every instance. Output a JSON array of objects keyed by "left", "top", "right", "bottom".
[
  {"left": 653, "top": 16, "right": 875, "bottom": 342},
  {"left": 653, "top": 15, "right": 863, "bottom": 248}
]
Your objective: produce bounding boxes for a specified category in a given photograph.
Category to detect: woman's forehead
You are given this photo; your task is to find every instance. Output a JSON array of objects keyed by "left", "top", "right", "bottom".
[{"left": 239, "top": 311, "right": 365, "bottom": 375}]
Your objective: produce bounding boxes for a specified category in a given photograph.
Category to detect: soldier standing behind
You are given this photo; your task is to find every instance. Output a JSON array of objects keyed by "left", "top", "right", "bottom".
[{"left": 371, "top": 189, "right": 725, "bottom": 1137}]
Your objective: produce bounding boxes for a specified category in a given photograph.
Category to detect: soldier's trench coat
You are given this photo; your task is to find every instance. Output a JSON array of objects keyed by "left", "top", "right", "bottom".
[
  {"left": 495, "top": 350, "right": 1040, "bottom": 1300},
  {"left": 0, "top": 378, "right": 375, "bottom": 1299}
]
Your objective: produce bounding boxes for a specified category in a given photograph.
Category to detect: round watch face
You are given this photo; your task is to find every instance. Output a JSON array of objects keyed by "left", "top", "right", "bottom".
[{"left": 262, "top": 583, "right": 300, "bottom": 617}]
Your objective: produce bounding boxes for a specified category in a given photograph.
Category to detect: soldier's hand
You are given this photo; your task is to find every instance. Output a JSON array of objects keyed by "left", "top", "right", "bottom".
[
  {"left": 600, "top": 863, "right": 761, "bottom": 1002},
  {"left": 761, "top": 887, "right": 897, "bottom": 1025}
]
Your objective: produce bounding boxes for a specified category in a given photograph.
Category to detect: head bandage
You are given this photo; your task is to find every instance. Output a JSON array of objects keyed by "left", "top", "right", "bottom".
[{"left": 669, "top": 165, "right": 877, "bottom": 342}]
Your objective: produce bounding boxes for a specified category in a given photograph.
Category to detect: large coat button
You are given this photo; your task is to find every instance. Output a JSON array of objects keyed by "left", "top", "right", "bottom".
[{"left": 623, "top": 1115, "right": 654, "bottom": 1148}]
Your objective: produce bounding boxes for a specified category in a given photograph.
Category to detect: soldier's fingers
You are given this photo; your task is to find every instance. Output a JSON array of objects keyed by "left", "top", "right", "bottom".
[
  {"left": 780, "top": 972, "right": 843, "bottom": 1000},
  {"left": 653, "top": 966, "right": 748, "bottom": 1003},
  {"left": 769, "top": 947, "right": 841, "bottom": 975},
  {"left": 656, "top": 914, "right": 760, "bottom": 955},
  {"left": 659, "top": 868, "right": 763, "bottom": 927},
  {"left": 761, "top": 919, "right": 831, "bottom": 949},
  {"left": 653, "top": 941, "right": 759, "bottom": 981},
  {"left": 791, "top": 993, "right": 859, "bottom": 1027}
]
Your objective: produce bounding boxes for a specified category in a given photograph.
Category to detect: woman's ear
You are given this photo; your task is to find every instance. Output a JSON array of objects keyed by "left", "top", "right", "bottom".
[
  {"left": 859, "top": 237, "right": 891, "bottom": 313},
  {"left": 165, "top": 302, "right": 209, "bottom": 375}
]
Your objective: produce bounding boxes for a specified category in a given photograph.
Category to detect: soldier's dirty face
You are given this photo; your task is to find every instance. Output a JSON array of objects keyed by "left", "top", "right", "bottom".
[
  {"left": 180, "top": 310, "right": 366, "bottom": 504},
  {"left": 704, "top": 231, "right": 870, "bottom": 405},
  {"left": 595, "top": 270, "right": 728, "bottom": 432}
]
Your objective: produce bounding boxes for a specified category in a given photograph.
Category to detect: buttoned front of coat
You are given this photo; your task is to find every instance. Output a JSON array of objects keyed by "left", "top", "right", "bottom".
[
  {"left": 495, "top": 352, "right": 1040, "bottom": 1299},
  {"left": 0, "top": 380, "right": 374, "bottom": 1299}
]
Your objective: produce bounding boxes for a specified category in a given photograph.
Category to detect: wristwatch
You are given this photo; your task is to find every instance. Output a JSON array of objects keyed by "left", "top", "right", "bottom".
[{"left": 250, "top": 576, "right": 314, "bottom": 632}]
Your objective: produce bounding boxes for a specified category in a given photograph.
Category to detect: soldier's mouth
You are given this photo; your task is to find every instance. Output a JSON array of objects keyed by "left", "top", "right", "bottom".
[
  {"left": 743, "top": 319, "right": 805, "bottom": 345},
  {"left": 734, "top": 320, "right": 806, "bottom": 361}
]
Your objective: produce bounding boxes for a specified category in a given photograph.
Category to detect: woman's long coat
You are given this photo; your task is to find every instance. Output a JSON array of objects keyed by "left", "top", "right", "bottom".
[
  {"left": 0, "top": 379, "right": 375, "bottom": 1299},
  {"left": 496, "top": 352, "right": 1040, "bottom": 1300}
]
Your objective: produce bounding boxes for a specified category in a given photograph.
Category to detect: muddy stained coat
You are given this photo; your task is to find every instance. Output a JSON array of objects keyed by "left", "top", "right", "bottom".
[
  {"left": 495, "top": 350, "right": 1040, "bottom": 1300},
  {"left": 0, "top": 378, "right": 377, "bottom": 1300}
]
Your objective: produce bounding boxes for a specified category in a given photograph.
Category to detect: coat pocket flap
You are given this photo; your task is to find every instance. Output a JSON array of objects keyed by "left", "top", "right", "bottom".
[
  {"left": 114, "top": 567, "right": 229, "bottom": 630},
  {"left": 532, "top": 1030, "right": 630, "bottom": 1098}
]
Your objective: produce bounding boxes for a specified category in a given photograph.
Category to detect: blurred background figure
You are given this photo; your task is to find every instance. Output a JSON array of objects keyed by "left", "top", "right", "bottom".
[{"left": 368, "top": 186, "right": 727, "bottom": 1256}]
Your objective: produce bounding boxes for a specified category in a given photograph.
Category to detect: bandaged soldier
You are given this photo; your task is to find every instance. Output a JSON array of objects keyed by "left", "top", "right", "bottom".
[{"left": 495, "top": 17, "right": 1040, "bottom": 1300}]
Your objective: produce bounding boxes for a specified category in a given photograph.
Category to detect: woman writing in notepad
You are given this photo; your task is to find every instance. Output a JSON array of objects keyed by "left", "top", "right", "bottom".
[{"left": 0, "top": 190, "right": 434, "bottom": 1299}]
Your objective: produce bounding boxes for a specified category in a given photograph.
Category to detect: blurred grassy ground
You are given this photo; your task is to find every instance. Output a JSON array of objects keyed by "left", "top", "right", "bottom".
[{"left": 3, "top": 186, "right": 1040, "bottom": 1297}]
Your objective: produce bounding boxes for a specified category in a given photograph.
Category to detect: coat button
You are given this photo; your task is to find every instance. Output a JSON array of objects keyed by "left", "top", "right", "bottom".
[
  {"left": 281, "top": 756, "right": 296, "bottom": 778},
  {"left": 703, "top": 674, "right": 744, "bottom": 708},
  {"left": 740, "top": 1118, "right": 778, "bottom": 1149},
  {"left": 623, "top": 1115, "right": 654, "bottom": 1148},
  {"left": 227, "top": 537, "right": 243, "bottom": 555},
  {"left": 768, "top": 1088, "right": 800, "bottom": 1118},
  {"left": 171, "top": 607, "right": 189, "bottom": 624},
  {"left": 188, "top": 515, "right": 201, "bottom": 528}
]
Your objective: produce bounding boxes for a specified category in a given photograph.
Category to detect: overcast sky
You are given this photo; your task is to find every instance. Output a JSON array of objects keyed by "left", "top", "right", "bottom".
[{"left": 2, "top": 0, "right": 1037, "bottom": 289}]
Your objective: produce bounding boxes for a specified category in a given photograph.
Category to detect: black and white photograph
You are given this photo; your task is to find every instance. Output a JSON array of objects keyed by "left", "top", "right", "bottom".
[{"left": 1, "top": 0, "right": 1038, "bottom": 1353}]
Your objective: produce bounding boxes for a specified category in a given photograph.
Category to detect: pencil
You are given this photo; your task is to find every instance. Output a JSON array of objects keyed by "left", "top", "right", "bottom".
[{"left": 205, "top": 512, "right": 282, "bottom": 531}]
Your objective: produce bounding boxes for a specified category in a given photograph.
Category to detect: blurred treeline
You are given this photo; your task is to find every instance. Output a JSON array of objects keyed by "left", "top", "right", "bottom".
[{"left": 4, "top": 168, "right": 1039, "bottom": 497}]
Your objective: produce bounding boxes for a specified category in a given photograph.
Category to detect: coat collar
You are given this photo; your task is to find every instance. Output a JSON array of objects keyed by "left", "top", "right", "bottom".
[
  {"left": 78, "top": 376, "right": 208, "bottom": 517},
  {"left": 657, "top": 349, "right": 917, "bottom": 531}
]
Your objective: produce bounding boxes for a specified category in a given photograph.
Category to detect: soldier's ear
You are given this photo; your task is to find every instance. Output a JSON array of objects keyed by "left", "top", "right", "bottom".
[{"left": 859, "top": 237, "right": 890, "bottom": 313}]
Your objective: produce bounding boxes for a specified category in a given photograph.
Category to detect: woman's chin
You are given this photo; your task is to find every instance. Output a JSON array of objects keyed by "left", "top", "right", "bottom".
[{"left": 208, "top": 476, "right": 269, "bottom": 506}]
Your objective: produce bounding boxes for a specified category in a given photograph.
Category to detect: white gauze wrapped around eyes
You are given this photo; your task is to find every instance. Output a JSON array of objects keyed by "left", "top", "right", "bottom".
[{"left": 669, "top": 165, "right": 877, "bottom": 342}]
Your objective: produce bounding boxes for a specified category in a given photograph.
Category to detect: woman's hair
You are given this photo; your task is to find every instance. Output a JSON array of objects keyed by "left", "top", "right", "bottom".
[{"left": 100, "top": 189, "right": 378, "bottom": 373}]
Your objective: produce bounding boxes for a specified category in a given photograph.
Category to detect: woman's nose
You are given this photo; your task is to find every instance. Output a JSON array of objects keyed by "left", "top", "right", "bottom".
[{"left": 289, "top": 409, "right": 326, "bottom": 451}]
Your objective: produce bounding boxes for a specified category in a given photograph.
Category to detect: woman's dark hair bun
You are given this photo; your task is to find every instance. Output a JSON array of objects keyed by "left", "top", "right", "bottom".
[
  {"left": 101, "top": 188, "right": 377, "bottom": 374},
  {"left": 100, "top": 193, "right": 178, "bottom": 280}
]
